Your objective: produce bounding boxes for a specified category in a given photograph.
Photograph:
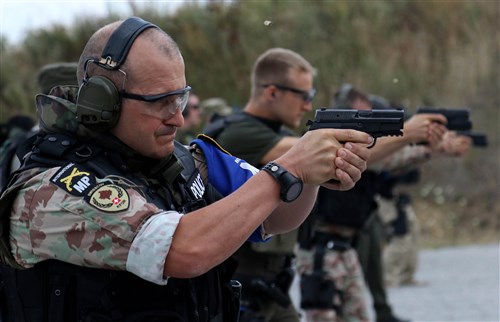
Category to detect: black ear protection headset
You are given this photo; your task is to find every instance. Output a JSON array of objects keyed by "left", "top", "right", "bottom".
[{"left": 76, "top": 17, "right": 158, "bottom": 132}]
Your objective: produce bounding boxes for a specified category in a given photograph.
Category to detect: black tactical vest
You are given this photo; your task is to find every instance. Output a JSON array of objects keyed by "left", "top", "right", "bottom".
[
  {"left": 315, "top": 170, "right": 381, "bottom": 229},
  {"left": 203, "top": 112, "right": 296, "bottom": 310},
  {"left": 0, "top": 132, "right": 239, "bottom": 322}
]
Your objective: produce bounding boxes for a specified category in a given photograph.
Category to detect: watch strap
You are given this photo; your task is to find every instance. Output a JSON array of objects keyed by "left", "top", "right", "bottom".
[{"left": 262, "top": 161, "right": 303, "bottom": 202}]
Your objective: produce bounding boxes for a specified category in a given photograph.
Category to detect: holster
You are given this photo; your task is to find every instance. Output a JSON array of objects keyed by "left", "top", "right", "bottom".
[
  {"left": 236, "top": 254, "right": 295, "bottom": 310},
  {"left": 299, "top": 244, "right": 344, "bottom": 315},
  {"left": 237, "top": 275, "right": 291, "bottom": 309},
  {"left": 274, "top": 255, "right": 295, "bottom": 295},
  {"left": 391, "top": 193, "right": 412, "bottom": 237}
]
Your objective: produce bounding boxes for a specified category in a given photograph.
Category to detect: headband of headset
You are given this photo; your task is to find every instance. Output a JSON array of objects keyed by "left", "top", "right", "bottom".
[{"left": 97, "top": 16, "right": 158, "bottom": 69}]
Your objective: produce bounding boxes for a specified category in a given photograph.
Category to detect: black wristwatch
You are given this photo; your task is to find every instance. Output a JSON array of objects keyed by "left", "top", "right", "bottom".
[{"left": 262, "top": 162, "right": 303, "bottom": 202}]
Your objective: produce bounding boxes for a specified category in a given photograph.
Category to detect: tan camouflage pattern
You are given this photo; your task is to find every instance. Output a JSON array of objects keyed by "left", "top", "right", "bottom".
[
  {"left": 296, "top": 248, "right": 370, "bottom": 322},
  {"left": 370, "top": 145, "right": 430, "bottom": 174},
  {"left": 0, "top": 167, "right": 48, "bottom": 269},
  {"left": 36, "top": 85, "right": 96, "bottom": 138},
  {"left": 9, "top": 166, "right": 182, "bottom": 282},
  {"left": 2, "top": 85, "right": 185, "bottom": 283},
  {"left": 383, "top": 203, "right": 420, "bottom": 287},
  {"left": 375, "top": 195, "right": 398, "bottom": 225},
  {"left": 127, "top": 210, "right": 183, "bottom": 285}
]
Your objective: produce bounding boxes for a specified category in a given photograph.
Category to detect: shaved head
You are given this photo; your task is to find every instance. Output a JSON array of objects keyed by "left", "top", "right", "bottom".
[{"left": 77, "top": 19, "right": 181, "bottom": 89}]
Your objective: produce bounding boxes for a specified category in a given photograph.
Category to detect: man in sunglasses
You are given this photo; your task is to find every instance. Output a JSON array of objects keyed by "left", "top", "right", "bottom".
[
  {"left": 203, "top": 47, "right": 318, "bottom": 322},
  {"left": 0, "top": 19, "right": 372, "bottom": 322},
  {"left": 177, "top": 92, "right": 203, "bottom": 145}
]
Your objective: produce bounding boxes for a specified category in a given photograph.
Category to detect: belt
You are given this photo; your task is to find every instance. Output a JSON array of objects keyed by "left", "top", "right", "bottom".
[
  {"left": 315, "top": 223, "right": 357, "bottom": 237},
  {"left": 312, "top": 231, "right": 352, "bottom": 251}
]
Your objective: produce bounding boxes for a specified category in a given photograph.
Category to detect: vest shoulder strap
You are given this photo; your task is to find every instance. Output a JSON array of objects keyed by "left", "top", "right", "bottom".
[
  {"left": 202, "top": 112, "right": 255, "bottom": 139},
  {"left": 173, "top": 140, "right": 197, "bottom": 183}
]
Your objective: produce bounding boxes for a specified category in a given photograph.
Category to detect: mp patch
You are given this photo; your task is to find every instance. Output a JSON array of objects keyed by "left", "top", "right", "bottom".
[
  {"left": 50, "top": 162, "right": 96, "bottom": 196},
  {"left": 85, "top": 183, "right": 130, "bottom": 213}
]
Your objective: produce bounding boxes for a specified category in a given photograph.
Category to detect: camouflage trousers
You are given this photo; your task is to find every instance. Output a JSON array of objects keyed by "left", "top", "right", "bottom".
[
  {"left": 296, "top": 247, "right": 370, "bottom": 322},
  {"left": 383, "top": 204, "right": 420, "bottom": 287}
]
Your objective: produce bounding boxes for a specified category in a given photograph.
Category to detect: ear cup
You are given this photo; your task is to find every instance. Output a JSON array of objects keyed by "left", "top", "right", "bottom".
[
  {"left": 76, "top": 76, "right": 121, "bottom": 132},
  {"left": 74, "top": 17, "right": 157, "bottom": 133}
]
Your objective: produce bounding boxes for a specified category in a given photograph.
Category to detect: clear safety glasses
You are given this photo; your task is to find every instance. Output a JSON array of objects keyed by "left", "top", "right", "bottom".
[{"left": 121, "top": 85, "right": 192, "bottom": 119}]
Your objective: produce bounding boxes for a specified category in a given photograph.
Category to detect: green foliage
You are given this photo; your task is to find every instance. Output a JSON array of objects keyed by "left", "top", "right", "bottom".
[
  {"left": 0, "top": 1, "right": 497, "bottom": 118},
  {"left": 0, "top": 1, "right": 497, "bottom": 241}
]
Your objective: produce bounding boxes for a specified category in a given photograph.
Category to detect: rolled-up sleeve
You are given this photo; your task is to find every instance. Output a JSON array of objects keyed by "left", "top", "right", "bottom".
[{"left": 126, "top": 210, "right": 183, "bottom": 285}]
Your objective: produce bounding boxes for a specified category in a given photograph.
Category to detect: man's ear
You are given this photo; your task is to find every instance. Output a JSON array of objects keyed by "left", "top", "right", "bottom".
[
  {"left": 261, "top": 85, "right": 277, "bottom": 101},
  {"left": 265, "top": 85, "right": 276, "bottom": 99}
]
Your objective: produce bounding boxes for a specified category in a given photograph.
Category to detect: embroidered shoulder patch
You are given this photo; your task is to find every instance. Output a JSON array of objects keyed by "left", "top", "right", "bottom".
[
  {"left": 85, "top": 183, "right": 130, "bottom": 213},
  {"left": 50, "top": 162, "right": 96, "bottom": 196}
]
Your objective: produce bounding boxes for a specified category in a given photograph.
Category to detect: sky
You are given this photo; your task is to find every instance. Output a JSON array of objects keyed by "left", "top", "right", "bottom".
[{"left": 0, "top": 0, "right": 185, "bottom": 45}]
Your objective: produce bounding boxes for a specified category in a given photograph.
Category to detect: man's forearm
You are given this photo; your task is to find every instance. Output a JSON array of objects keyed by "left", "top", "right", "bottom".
[
  {"left": 367, "top": 135, "right": 412, "bottom": 165},
  {"left": 263, "top": 184, "right": 319, "bottom": 234},
  {"left": 164, "top": 170, "right": 284, "bottom": 278},
  {"left": 370, "top": 144, "right": 430, "bottom": 172}
]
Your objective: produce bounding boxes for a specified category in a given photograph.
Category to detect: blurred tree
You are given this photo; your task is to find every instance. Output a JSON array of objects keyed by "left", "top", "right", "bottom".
[{"left": 0, "top": 0, "right": 497, "bottom": 245}]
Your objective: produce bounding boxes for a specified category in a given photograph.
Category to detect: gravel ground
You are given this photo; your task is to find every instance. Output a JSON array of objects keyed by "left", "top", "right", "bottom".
[
  {"left": 291, "top": 243, "right": 500, "bottom": 322},
  {"left": 387, "top": 243, "right": 499, "bottom": 322}
]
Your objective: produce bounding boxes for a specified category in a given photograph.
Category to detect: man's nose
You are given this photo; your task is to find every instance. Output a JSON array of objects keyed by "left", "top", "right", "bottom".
[{"left": 164, "top": 108, "right": 184, "bottom": 127}]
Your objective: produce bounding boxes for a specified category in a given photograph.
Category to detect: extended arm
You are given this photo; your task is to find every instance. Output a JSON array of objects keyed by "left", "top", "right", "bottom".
[
  {"left": 164, "top": 129, "right": 371, "bottom": 278},
  {"left": 432, "top": 131, "right": 472, "bottom": 157},
  {"left": 368, "top": 113, "right": 448, "bottom": 164}
]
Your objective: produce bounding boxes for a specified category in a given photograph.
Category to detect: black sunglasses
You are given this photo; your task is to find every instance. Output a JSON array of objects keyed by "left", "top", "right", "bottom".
[
  {"left": 121, "top": 85, "right": 192, "bottom": 103},
  {"left": 261, "top": 84, "right": 316, "bottom": 103}
]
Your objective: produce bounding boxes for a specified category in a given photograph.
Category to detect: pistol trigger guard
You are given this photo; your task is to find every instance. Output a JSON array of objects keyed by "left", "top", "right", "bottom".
[{"left": 367, "top": 137, "right": 377, "bottom": 149}]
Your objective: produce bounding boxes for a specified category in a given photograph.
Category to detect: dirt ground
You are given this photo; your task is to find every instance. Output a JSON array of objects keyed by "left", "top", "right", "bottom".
[
  {"left": 399, "top": 143, "right": 499, "bottom": 249},
  {"left": 412, "top": 197, "right": 499, "bottom": 248}
]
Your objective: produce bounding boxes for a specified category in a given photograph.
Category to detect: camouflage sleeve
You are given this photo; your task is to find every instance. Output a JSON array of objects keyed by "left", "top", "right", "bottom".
[
  {"left": 126, "top": 210, "right": 183, "bottom": 285},
  {"left": 370, "top": 145, "right": 431, "bottom": 173},
  {"left": 10, "top": 166, "right": 182, "bottom": 284}
]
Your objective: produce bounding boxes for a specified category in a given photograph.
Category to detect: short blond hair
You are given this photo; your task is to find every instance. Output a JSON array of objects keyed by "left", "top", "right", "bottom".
[{"left": 250, "top": 48, "right": 316, "bottom": 97}]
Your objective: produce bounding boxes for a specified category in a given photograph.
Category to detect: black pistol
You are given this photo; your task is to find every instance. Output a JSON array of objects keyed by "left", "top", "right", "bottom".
[
  {"left": 416, "top": 107, "right": 472, "bottom": 131},
  {"left": 458, "top": 131, "right": 488, "bottom": 147},
  {"left": 306, "top": 108, "right": 405, "bottom": 148}
]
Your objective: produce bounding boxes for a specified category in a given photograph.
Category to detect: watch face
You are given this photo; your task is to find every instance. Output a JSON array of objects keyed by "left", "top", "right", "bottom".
[
  {"left": 263, "top": 162, "right": 303, "bottom": 202},
  {"left": 286, "top": 181, "right": 303, "bottom": 201}
]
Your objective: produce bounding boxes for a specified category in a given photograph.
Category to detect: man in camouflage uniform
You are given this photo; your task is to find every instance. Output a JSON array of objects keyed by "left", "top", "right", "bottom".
[
  {"left": 296, "top": 84, "right": 448, "bottom": 322},
  {"left": 377, "top": 131, "right": 472, "bottom": 288},
  {"left": 346, "top": 86, "right": 470, "bottom": 322},
  {"left": 0, "top": 17, "right": 372, "bottom": 322},
  {"left": 177, "top": 92, "right": 202, "bottom": 145}
]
